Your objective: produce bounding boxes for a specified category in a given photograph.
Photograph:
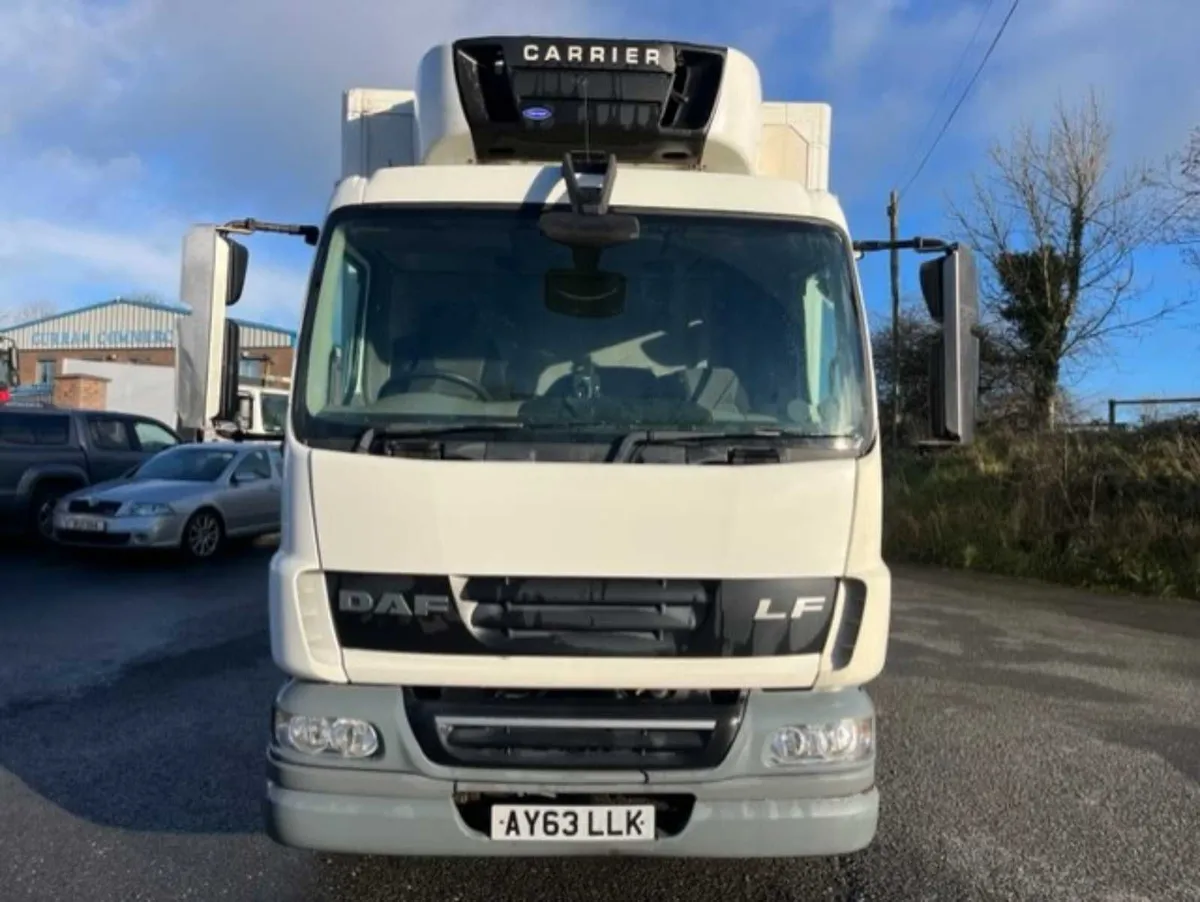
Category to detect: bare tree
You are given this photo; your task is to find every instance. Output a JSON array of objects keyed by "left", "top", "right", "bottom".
[
  {"left": 0, "top": 301, "right": 57, "bottom": 330},
  {"left": 1158, "top": 125, "right": 1200, "bottom": 272},
  {"left": 948, "top": 90, "right": 1171, "bottom": 430}
]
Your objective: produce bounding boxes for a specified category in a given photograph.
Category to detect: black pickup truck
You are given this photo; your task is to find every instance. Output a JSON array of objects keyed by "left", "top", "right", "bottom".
[{"left": 0, "top": 406, "right": 181, "bottom": 540}]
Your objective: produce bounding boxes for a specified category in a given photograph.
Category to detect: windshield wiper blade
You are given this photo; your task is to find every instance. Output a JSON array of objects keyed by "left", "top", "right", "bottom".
[
  {"left": 610, "top": 429, "right": 859, "bottom": 463},
  {"left": 353, "top": 421, "right": 528, "bottom": 453}
]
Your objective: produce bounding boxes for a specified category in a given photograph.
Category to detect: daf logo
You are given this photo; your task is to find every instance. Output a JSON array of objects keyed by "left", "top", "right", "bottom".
[
  {"left": 752, "top": 596, "right": 826, "bottom": 622},
  {"left": 521, "top": 43, "right": 663, "bottom": 68},
  {"left": 338, "top": 589, "right": 452, "bottom": 618}
]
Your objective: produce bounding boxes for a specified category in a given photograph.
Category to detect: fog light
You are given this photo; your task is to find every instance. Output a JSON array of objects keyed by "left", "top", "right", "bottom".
[
  {"left": 274, "top": 711, "right": 380, "bottom": 758},
  {"left": 763, "top": 717, "right": 873, "bottom": 767}
]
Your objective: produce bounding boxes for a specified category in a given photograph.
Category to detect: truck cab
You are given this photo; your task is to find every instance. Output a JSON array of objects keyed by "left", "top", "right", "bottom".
[
  {"left": 237, "top": 384, "right": 290, "bottom": 435},
  {"left": 177, "top": 35, "right": 978, "bottom": 859}
]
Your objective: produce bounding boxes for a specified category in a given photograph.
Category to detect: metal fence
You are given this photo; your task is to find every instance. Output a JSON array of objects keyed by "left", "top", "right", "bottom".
[{"left": 1106, "top": 396, "right": 1200, "bottom": 428}]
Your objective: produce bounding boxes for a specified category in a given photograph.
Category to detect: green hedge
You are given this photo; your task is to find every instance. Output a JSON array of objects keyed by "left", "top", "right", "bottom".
[{"left": 883, "top": 426, "right": 1200, "bottom": 599}]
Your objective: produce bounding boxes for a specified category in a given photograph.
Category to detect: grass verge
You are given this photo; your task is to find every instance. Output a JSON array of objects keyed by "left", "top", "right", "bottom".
[{"left": 883, "top": 425, "right": 1200, "bottom": 599}]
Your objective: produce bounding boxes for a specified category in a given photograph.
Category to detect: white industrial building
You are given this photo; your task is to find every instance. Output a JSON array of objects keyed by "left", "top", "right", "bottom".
[{"left": 0, "top": 298, "right": 295, "bottom": 418}]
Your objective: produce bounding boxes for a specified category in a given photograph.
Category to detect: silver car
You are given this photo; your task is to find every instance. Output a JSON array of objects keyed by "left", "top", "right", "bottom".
[{"left": 52, "top": 441, "right": 283, "bottom": 560}]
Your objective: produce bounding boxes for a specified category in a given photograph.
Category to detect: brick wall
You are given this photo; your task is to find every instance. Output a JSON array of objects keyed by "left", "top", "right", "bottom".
[{"left": 52, "top": 373, "right": 109, "bottom": 410}]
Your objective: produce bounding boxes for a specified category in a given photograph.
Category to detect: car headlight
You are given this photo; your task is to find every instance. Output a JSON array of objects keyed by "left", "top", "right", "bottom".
[
  {"left": 125, "top": 502, "right": 173, "bottom": 517},
  {"left": 762, "top": 717, "right": 874, "bottom": 767},
  {"left": 273, "top": 711, "right": 381, "bottom": 759}
]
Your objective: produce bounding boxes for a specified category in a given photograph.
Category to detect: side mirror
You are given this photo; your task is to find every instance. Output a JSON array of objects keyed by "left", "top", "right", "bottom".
[
  {"left": 919, "top": 245, "right": 980, "bottom": 443},
  {"left": 176, "top": 226, "right": 250, "bottom": 432},
  {"left": 236, "top": 394, "right": 253, "bottom": 431},
  {"left": 1, "top": 345, "right": 17, "bottom": 387},
  {"left": 221, "top": 320, "right": 241, "bottom": 424}
]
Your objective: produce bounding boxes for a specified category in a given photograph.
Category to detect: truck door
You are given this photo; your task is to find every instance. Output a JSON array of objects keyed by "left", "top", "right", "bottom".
[{"left": 82, "top": 415, "right": 145, "bottom": 483}]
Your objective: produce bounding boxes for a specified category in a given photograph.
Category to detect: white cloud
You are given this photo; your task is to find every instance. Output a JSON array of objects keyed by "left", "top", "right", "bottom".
[
  {"left": 0, "top": 215, "right": 306, "bottom": 322},
  {"left": 0, "top": 220, "right": 176, "bottom": 288},
  {"left": 0, "top": 0, "right": 622, "bottom": 322},
  {"left": 4, "top": 1, "right": 620, "bottom": 209},
  {"left": 963, "top": 0, "right": 1200, "bottom": 165},
  {"left": 0, "top": 0, "right": 154, "bottom": 131},
  {"left": 824, "top": 0, "right": 903, "bottom": 81}
]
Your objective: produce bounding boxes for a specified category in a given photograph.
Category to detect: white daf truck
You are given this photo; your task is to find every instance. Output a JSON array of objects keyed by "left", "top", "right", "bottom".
[{"left": 176, "top": 35, "right": 979, "bottom": 858}]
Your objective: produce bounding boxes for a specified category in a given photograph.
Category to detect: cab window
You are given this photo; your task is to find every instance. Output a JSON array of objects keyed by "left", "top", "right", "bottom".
[{"left": 133, "top": 419, "right": 179, "bottom": 453}]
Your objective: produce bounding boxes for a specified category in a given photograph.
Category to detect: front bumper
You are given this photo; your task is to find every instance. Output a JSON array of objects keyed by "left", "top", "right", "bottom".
[
  {"left": 266, "top": 777, "right": 877, "bottom": 858},
  {"left": 52, "top": 512, "right": 184, "bottom": 549},
  {"left": 264, "top": 683, "right": 879, "bottom": 858}
]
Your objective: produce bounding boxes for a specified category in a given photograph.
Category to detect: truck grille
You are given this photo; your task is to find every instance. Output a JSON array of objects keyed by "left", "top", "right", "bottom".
[
  {"left": 326, "top": 572, "right": 840, "bottom": 659},
  {"left": 405, "top": 687, "right": 745, "bottom": 770},
  {"left": 462, "top": 577, "right": 708, "bottom": 655}
]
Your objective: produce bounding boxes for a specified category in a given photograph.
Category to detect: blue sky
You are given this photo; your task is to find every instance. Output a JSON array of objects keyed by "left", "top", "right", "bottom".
[{"left": 1, "top": 0, "right": 1197, "bottom": 417}]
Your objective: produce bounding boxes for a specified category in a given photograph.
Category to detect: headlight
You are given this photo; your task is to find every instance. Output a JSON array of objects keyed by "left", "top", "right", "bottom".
[
  {"left": 762, "top": 717, "right": 874, "bottom": 767},
  {"left": 273, "top": 711, "right": 380, "bottom": 759},
  {"left": 125, "top": 502, "right": 173, "bottom": 517}
]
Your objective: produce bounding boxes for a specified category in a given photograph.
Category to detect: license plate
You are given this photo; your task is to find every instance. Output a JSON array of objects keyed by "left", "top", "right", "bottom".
[
  {"left": 63, "top": 515, "right": 106, "bottom": 532},
  {"left": 490, "top": 805, "right": 655, "bottom": 842}
]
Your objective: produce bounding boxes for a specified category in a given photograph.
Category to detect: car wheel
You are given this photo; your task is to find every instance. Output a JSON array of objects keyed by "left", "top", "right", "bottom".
[
  {"left": 181, "top": 508, "right": 224, "bottom": 561},
  {"left": 29, "top": 484, "right": 70, "bottom": 543}
]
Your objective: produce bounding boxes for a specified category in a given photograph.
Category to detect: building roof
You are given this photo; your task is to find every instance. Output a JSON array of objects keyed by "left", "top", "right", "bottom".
[{"left": 0, "top": 297, "right": 296, "bottom": 338}]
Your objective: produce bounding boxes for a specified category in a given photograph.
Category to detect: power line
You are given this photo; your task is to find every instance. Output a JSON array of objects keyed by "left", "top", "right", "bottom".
[
  {"left": 897, "top": 0, "right": 999, "bottom": 182},
  {"left": 898, "top": 0, "right": 1022, "bottom": 199}
]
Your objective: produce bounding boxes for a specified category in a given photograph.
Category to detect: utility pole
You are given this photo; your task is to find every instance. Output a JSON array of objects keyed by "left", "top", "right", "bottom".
[{"left": 888, "top": 190, "right": 901, "bottom": 446}]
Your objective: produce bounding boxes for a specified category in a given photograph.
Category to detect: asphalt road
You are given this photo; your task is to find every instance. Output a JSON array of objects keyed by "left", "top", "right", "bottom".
[{"left": 1, "top": 544, "right": 1197, "bottom": 902}]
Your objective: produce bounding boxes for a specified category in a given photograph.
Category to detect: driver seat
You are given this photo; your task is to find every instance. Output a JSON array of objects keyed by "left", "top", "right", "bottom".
[{"left": 378, "top": 312, "right": 508, "bottom": 401}]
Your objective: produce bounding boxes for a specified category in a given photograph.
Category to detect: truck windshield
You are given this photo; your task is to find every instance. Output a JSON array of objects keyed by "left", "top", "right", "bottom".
[{"left": 294, "top": 207, "right": 871, "bottom": 446}]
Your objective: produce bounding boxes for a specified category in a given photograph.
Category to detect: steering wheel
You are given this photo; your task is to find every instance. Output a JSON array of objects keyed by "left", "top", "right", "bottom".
[{"left": 408, "top": 369, "right": 494, "bottom": 402}]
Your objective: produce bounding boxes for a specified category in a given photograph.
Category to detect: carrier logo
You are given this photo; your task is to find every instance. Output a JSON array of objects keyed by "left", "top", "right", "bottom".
[
  {"left": 520, "top": 42, "right": 665, "bottom": 68},
  {"left": 752, "top": 596, "right": 827, "bottom": 622},
  {"left": 337, "top": 589, "right": 452, "bottom": 618}
]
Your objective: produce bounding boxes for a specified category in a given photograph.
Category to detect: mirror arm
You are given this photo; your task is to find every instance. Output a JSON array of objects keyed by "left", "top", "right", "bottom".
[{"left": 221, "top": 218, "right": 320, "bottom": 247}]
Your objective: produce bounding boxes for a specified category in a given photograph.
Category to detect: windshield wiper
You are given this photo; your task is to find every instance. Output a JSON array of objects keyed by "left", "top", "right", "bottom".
[
  {"left": 353, "top": 421, "right": 529, "bottom": 454},
  {"left": 610, "top": 429, "right": 860, "bottom": 463}
]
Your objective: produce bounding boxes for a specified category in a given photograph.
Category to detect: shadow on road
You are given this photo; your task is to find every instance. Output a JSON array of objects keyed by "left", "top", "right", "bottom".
[
  {"left": 293, "top": 852, "right": 878, "bottom": 902},
  {"left": 0, "top": 532, "right": 279, "bottom": 577},
  {"left": 0, "top": 632, "right": 276, "bottom": 835},
  {"left": 0, "top": 535, "right": 279, "bottom": 835}
]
